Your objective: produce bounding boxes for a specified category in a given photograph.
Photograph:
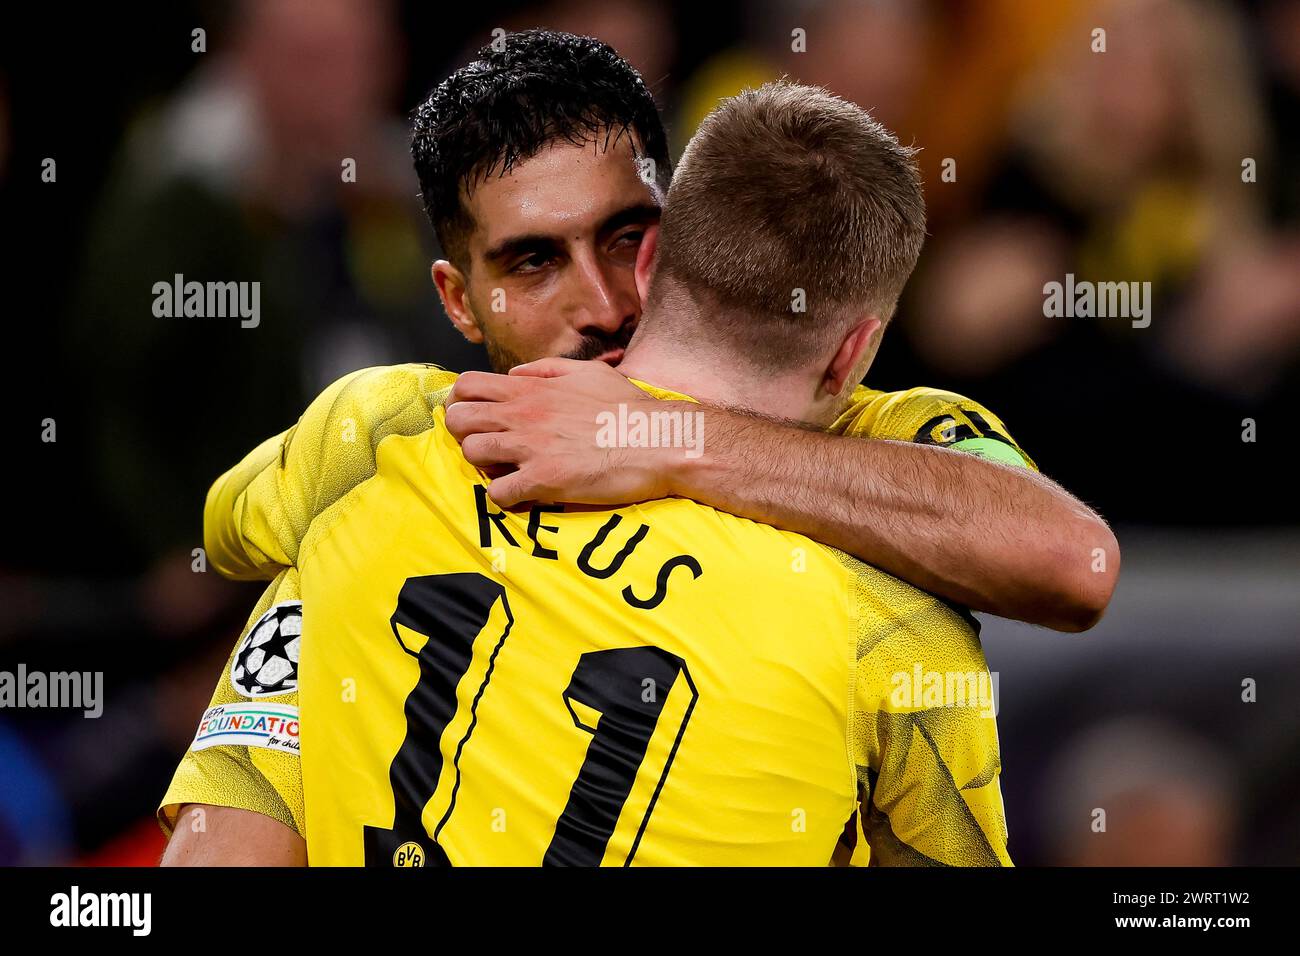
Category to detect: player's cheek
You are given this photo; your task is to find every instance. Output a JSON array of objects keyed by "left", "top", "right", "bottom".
[{"left": 501, "top": 293, "right": 562, "bottom": 363}]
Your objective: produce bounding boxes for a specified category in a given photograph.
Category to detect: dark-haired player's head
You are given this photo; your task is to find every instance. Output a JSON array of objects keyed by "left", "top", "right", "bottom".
[
  {"left": 413, "top": 30, "right": 670, "bottom": 371},
  {"left": 624, "top": 81, "right": 927, "bottom": 425}
]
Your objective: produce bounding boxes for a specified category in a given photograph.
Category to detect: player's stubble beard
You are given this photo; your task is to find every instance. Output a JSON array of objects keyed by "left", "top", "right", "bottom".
[{"left": 481, "top": 323, "right": 637, "bottom": 373}]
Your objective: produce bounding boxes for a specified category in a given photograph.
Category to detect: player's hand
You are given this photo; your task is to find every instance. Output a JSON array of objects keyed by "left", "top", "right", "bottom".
[{"left": 444, "top": 358, "right": 692, "bottom": 508}]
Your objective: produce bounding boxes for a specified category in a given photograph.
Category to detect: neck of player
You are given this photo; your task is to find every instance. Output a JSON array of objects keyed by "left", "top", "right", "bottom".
[{"left": 618, "top": 331, "right": 853, "bottom": 430}]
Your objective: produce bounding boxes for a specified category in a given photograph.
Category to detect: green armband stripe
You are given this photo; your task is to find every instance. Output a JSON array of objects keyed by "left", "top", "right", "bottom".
[{"left": 949, "top": 436, "right": 1029, "bottom": 469}]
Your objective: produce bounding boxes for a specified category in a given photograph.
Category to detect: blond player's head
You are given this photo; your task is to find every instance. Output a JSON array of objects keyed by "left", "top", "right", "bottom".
[{"left": 631, "top": 82, "right": 926, "bottom": 421}]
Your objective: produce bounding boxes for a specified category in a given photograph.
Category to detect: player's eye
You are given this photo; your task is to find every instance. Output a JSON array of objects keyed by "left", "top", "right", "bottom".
[
  {"left": 609, "top": 229, "right": 645, "bottom": 258},
  {"left": 511, "top": 252, "right": 556, "bottom": 274}
]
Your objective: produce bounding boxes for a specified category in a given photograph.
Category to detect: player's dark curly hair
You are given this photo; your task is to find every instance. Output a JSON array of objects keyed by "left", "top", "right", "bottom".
[{"left": 412, "top": 29, "right": 671, "bottom": 267}]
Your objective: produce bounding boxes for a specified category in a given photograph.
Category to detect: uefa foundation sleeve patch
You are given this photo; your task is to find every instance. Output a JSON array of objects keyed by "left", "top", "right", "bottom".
[{"left": 191, "top": 702, "right": 300, "bottom": 755}]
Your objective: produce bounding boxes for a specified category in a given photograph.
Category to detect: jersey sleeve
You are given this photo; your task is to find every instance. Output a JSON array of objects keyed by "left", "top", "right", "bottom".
[
  {"left": 847, "top": 569, "right": 1012, "bottom": 866},
  {"left": 204, "top": 364, "right": 457, "bottom": 580},
  {"left": 158, "top": 568, "right": 305, "bottom": 838},
  {"left": 831, "top": 385, "right": 1037, "bottom": 471}
]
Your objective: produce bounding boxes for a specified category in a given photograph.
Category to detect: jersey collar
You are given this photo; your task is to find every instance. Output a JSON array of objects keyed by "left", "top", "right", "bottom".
[{"left": 626, "top": 378, "right": 701, "bottom": 404}]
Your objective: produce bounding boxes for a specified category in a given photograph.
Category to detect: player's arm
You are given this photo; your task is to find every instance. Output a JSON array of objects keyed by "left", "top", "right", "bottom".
[
  {"left": 670, "top": 402, "right": 1118, "bottom": 633},
  {"left": 161, "top": 804, "right": 305, "bottom": 866},
  {"left": 852, "top": 589, "right": 1012, "bottom": 866},
  {"left": 158, "top": 570, "right": 307, "bottom": 866},
  {"left": 204, "top": 364, "right": 456, "bottom": 580},
  {"left": 204, "top": 431, "right": 292, "bottom": 580},
  {"left": 445, "top": 359, "right": 1119, "bottom": 633}
]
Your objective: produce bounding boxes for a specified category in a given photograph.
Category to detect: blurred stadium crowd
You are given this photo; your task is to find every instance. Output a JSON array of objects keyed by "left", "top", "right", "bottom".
[{"left": 1, "top": 0, "right": 1297, "bottom": 864}]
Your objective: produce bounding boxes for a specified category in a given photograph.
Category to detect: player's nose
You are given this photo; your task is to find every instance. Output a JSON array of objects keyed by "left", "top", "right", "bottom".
[{"left": 570, "top": 255, "right": 639, "bottom": 336}]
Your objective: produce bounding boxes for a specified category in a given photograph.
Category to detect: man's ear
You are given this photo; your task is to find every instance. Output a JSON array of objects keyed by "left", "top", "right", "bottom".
[
  {"left": 824, "top": 317, "right": 883, "bottom": 397},
  {"left": 432, "top": 260, "right": 483, "bottom": 344},
  {"left": 634, "top": 223, "right": 659, "bottom": 306}
]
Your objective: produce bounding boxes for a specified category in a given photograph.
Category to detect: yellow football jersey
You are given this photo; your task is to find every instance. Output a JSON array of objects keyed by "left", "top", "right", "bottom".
[
  {"left": 830, "top": 385, "right": 1036, "bottom": 471},
  {"left": 159, "top": 567, "right": 305, "bottom": 838},
  {"left": 161, "top": 366, "right": 1012, "bottom": 865},
  {"left": 199, "top": 366, "right": 1033, "bottom": 584}
]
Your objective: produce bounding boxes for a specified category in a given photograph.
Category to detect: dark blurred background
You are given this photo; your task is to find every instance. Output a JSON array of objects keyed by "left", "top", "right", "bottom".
[{"left": 0, "top": 0, "right": 1296, "bottom": 865}]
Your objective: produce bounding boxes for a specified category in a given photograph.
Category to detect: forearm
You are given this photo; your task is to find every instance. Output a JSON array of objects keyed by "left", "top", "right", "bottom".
[
  {"left": 161, "top": 804, "right": 306, "bottom": 866},
  {"left": 670, "top": 407, "right": 1119, "bottom": 631}
]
